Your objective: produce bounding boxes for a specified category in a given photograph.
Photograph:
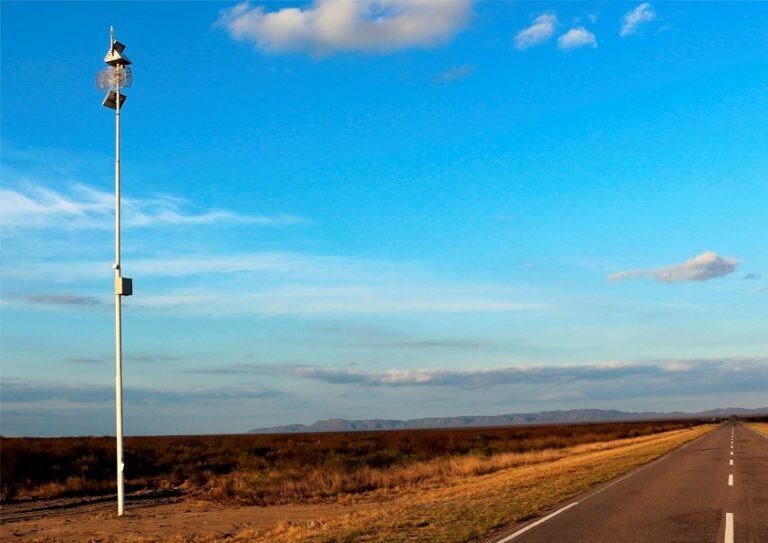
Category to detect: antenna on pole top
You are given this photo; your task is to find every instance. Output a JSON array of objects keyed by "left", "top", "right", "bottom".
[{"left": 110, "top": 26, "right": 115, "bottom": 46}]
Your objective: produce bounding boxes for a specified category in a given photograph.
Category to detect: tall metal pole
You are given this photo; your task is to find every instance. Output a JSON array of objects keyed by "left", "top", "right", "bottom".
[
  {"left": 113, "top": 37, "right": 126, "bottom": 517},
  {"left": 101, "top": 26, "right": 132, "bottom": 518}
]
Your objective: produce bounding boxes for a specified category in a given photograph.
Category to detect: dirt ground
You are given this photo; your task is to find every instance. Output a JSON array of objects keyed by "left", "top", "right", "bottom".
[{"left": 1, "top": 493, "right": 377, "bottom": 542}]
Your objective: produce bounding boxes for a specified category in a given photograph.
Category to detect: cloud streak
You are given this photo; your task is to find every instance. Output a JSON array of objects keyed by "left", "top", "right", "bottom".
[
  {"left": 288, "top": 358, "right": 768, "bottom": 397},
  {"left": 133, "top": 287, "right": 548, "bottom": 317},
  {"left": 609, "top": 251, "right": 740, "bottom": 283},
  {"left": 515, "top": 13, "right": 557, "bottom": 50},
  {"left": 558, "top": 27, "right": 597, "bottom": 50},
  {"left": 3, "top": 251, "right": 548, "bottom": 317},
  {"left": 1, "top": 379, "right": 283, "bottom": 405},
  {"left": 433, "top": 63, "right": 475, "bottom": 85},
  {"left": 620, "top": 3, "right": 657, "bottom": 37},
  {"left": 8, "top": 293, "right": 103, "bottom": 306},
  {"left": 189, "top": 358, "right": 768, "bottom": 394},
  {"left": 0, "top": 183, "right": 304, "bottom": 231},
  {"left": 218, "top": 0, "right": 472, "bottom": 56},
  {"left": 292, "top": 361, "right": 661, "bottom": 387}
]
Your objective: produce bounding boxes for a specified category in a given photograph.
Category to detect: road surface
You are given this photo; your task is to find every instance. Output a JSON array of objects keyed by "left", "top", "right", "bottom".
[{"left": 491, "top": 423, "right": 768, "bottom": 543}]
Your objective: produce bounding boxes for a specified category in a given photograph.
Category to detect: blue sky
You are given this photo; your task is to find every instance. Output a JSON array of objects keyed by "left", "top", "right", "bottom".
[{"left": 1, "top": 1, "right": 767, "bottom": 436}]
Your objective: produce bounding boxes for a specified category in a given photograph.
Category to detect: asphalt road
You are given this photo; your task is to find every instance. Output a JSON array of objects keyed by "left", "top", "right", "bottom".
[{"left": 492, "top": 423, "right": 768, "bottom": 543}]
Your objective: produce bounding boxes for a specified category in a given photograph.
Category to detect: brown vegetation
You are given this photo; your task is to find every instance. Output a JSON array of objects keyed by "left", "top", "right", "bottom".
[
  {"left": 1, "top": 419, "right": 703, "bottom": 504},
  {"left": 0, "top": 424, "right": 716, "bottom": 543}
]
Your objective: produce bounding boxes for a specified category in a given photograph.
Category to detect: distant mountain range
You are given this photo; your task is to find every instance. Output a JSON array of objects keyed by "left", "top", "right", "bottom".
[{"left": 247, "top": 407, "right": 768, "bottom": 434}]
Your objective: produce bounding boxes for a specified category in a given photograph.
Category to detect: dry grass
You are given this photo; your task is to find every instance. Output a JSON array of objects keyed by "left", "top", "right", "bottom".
[
  {"left": 746, "top": 422, "right": 768, "bottom": 437},
  {"left": 1, "top": 419, "right": 700, "bottom": 503},
  {"left": 230, "top": 425, "right": 716, "bottom": 543},
  {"left": 200, "top": 429, "right": 695, "bottom": 505}
]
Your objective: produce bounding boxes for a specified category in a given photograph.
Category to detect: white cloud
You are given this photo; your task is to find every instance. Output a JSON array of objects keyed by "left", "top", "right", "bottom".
[
  {"left": 218, "top": 0, "right": 472, "bottom": 56},
  {"left": 620, "top": 2, "right": 656, "bottom": 37},
  {"left": 7, "top": 293, "right": 102, "bottom": 306},
  {"left": 557, "top": 27, "right": 597, "bottom": 50},
  {"left": 514, "top": 13, "right": 557, "bottom": 50},
  {"left": 2, "top": 250, "right": 549, "bottom": 317},
  {"left": 1, "top": 252, "right": 397, "bottom": 282},
  {"left": 0, "top": 183, "right": 304, "bottom": 231},
  {"left": 433, "top": 63, "right": 475, "bottom": 85},
  {"left": 132, "top": 285, "right": 547, "bottom": 317},
  {"left": 609, "top": 251, "right": 740, "bottom": 283},
  {"left": 288, "top": 357, "right": 768, "bottom": 391}
]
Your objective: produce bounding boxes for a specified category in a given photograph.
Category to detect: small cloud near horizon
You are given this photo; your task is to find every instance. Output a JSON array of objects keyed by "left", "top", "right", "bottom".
[{"left": 608, "top": 251, "right": 740, "bottom": 283}]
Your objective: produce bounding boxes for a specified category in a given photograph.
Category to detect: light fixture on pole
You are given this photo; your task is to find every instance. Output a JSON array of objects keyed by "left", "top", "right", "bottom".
[{"left": 97, "top": 26, "right": 133, "bottom": 518}]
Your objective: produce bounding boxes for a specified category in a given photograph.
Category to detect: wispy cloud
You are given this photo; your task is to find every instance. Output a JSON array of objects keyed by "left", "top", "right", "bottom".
[
  {"left": 64, "top": 354, "right": 182, "bottom": 364},
  {"left": 126, "top": 354, "right": 183, "bottom": 363},
  {"left": 620, "top": 2, "right": 657, "bottom": 37},
  {"left": 609, "top": 251, "right": 740, "bottom": 283},
  {"left": 558, "top": 27, "right": 597, "bottom": 50},
  {"left": 7, "top": 293, "right": 103, "bottom": 306},
  {"left": 4, "top": 251, "right": 548, "bottom": 317},
  {"left": 433, "top": 63, "right": 475, "bottom": 85},
  {"left": 0, "top": 182, "right": 304, "bottom": 231},
  {"left": 218, "top": 0, "right": 473, "bottom": 56},
  {"left": 64, "top": 357, "right": 104, "bottom": 365},
  {"left": 515, "top": 13, "right": 557, "bottom": 50},
  {"left": 1, "top": 252, "right": 400, "bottom": 282},
  {"left": 288, "top": 357, "right": 768, "bottom": 396},
  {"left": 1, "top": 379, "right": 283, "bottom": 406},
  {"left": 133, "top": 286, "right": 548, "bottom": 317},
  {"left": 292, "top": 361, "right": 659, "bottom": 387},
  {"left": 351, "top": 339, "right": 489, "bottom": 349}
]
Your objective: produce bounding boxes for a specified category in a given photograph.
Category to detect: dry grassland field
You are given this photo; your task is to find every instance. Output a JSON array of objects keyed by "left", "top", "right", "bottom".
[{"left": 0, "top": 420, "right": 716, "bottom": 542}]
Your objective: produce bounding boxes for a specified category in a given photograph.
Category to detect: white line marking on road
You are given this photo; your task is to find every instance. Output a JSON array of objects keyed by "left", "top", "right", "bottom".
[
  {"left": 743, "top": 425, "right": 768, "bottom": 440},
  {"left": 725, "top": 513, "right": 734, "bottom": 543},
  {"left": 730, "top": 459, "right": 733, "bottom": 466},
  {"left": 728, "top": 474, "right": 733, "bottom": 486},
  {"left": 492, "top": 425, "right": 719, "bottom": 542},
  {"left": 583, "top": 428, "right": 710, "bottom": 501},
  {"left": 730, "top": 451, "right": 733, "bottom": 456},
  {"left": 495, "top": 502, "right": 580, "bottom": 542}
]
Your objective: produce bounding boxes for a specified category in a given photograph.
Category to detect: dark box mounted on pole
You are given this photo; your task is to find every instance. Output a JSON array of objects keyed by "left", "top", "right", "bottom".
[{"left": 115, "top": 277, "right": 133, "bottom": 296}]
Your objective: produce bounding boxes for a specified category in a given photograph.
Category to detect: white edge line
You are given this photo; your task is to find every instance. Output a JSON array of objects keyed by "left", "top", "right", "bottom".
[
  {"left": 495, "top": 502, "right": 580, "bottom": 542},
  {"left": 490, "top": 424, "right": 718, "bottom": 542},
  {"left": 724, "top": 512, "right": 734, "bottom": 543},
  {"left": 584, "top": 425, "right": 710, "bottom": 500},
  {"left": 741, "top": 424, "right": 768, "bottom": 440}
]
